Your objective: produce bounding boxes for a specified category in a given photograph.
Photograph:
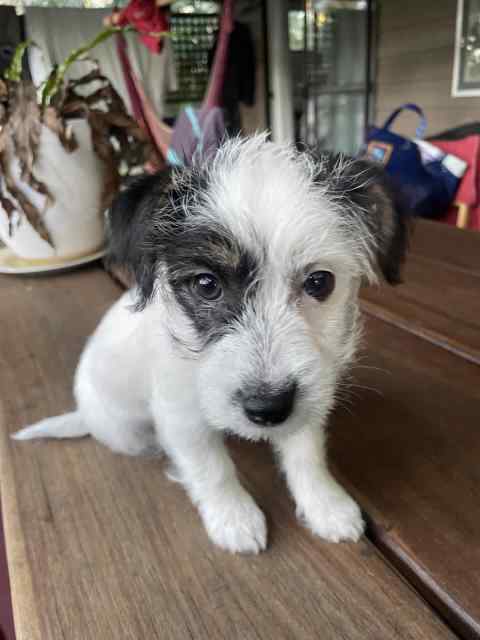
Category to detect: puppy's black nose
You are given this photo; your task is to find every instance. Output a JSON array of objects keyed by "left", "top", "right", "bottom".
[{"left": 242, "top": 383, "right": 297, "bottom": 426}]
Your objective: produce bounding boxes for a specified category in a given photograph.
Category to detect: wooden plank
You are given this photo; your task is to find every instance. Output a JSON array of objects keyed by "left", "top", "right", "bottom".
[
  {"left": 0, "top": 269, "right": 456, "bottom": 640},
  {"left": 361, "top": 296, "right": 480, "bottom": 366},
  {"left": 374, "top": 0, "right": 475, "bottom": 139},
  {"left": 361, "top": 253, "right": 480, "bottom": 365},
  {"left": 378, "top": 0, "right": 455, "bottom": 32},
  {"left": 409, "top": 221, "right": 480, "bottom": 275},
  {"left": 376, "top": 89, "right": 479, "bottom": 114},
  {"left": 329, "top": 314, "right": 480, "bottom": 640},
  {"left": 360, "top": 221, "right": 480, "bottom": 364},
  {"left": 378, "top": 21, "right": 454, "bottom": 59},
  {"left": 377, "top": 80, "right": 457, "bottom": 108},
  {"left": 378, "top": 46, "right": 455, "bottom": 85},
  {"left": 379, "top": 17, "right": 455, "bottom": 44}
]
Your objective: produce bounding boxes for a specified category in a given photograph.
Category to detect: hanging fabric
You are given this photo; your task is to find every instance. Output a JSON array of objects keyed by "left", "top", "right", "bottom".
[
  {"left": 116, "top": 32, "right": 172, "bottom": 162},
  {"left": 116, "top": 0, "right": 235, "bottom": 169},
  {"left": 208, "top": 19, "right": 256, "bottom": 134}
]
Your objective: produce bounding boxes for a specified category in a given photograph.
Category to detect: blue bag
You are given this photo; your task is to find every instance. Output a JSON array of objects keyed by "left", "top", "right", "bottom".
[{"left": 364, "top": 103, "right": 466, "bottom": 218}]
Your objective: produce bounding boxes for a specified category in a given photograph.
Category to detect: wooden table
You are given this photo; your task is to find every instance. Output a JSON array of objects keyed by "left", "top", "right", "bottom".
[{"left": 0, "top": 220, "right": 478, "bottom": 640}]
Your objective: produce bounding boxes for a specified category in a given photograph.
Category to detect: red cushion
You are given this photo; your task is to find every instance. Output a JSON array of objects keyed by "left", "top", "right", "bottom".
[{"left": 430, "top": 136, "right": 480, "bottom": 230}]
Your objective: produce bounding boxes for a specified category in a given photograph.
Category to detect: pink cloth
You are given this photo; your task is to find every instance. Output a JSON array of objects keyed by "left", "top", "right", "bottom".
[
  {"left": 117, "top": 0, "right": 234, "bottom": 167},
  {"left": 203, "top": 0, "right": 234, "bottom": 110},
  {"left": 116, "top": 32, "right": 172, "bottom": 159},
  {"left": 168, "top": 107, "right": 225, "bottom": 166}
]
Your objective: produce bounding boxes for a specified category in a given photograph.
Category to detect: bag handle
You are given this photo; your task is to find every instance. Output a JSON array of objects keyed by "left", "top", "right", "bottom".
[{"left": 382, "top": 103, "right": 427, "bottom": 139}]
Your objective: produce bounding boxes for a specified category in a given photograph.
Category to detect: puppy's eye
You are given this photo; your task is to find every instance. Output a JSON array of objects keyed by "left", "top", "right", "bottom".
[
  {"left": 192, "top": 273, "right": 223, "bottom": 301},
  {"left": 303, "top": 271, "right": 335, "bottom": 301}
]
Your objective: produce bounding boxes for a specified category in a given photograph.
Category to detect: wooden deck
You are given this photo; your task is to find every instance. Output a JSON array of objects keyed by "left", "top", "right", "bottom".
[{"left": 0, "top": 220, "right": 479, "bottom": 639}]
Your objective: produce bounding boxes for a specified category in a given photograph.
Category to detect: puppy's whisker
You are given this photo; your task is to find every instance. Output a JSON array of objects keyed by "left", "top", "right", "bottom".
[
  {"left": 345, "top": 382, "right": 384, "bottom": 398},
  {"left": 351, "top": 364, "right": 391, "bottom": 376}
]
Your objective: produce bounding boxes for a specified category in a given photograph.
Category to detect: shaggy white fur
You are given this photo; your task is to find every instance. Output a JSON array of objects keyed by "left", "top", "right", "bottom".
[{"left": 14, "top": 135, "right": 406, "bottom": 553}]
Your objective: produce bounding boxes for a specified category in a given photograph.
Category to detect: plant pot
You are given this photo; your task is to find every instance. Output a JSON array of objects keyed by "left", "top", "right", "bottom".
[{"left": 0, "top": 119, "right": 106, "bottom": 261}]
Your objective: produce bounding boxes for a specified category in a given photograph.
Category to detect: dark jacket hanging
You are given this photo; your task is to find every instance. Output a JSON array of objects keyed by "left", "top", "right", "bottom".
[{"left": 208, "top": 20, "right": 256, "bottom": 134}]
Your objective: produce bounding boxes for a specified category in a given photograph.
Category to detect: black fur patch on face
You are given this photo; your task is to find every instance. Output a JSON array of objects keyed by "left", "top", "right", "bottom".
[
  {"left": 314, "top": 154, "right": 410, "bottom": 284},
  {"left": 107, "top": 168, "right": 261, "bottom": 344},
  {"left": 108, "top": 169, "right": 212, "bottom": 309},
  {"left": 165, "top": 224, "right": 260, "bottom": 346}
]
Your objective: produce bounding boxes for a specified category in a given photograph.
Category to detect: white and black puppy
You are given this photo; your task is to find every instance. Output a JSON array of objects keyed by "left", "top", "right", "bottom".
[{"left": 14, "top": 135, "right": 407, "bottom": 554}]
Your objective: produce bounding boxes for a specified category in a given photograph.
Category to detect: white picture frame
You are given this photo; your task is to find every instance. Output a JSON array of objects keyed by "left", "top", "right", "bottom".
[{"left": 452, "top": 0, "right": 480, "bottom": 96}]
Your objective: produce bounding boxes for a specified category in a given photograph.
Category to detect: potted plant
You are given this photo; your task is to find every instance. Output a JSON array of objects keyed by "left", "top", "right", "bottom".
[{"left": 0, "top": 30, "right": 152, "bottom": 264}]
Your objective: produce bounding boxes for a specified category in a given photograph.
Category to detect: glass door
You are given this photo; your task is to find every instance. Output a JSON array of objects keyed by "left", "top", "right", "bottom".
[{"left": 289, "top": 0, "right": 374, "bottom": 155}]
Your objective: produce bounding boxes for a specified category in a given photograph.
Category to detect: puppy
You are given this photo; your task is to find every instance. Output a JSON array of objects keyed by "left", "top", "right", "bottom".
[{"left": 14, "top": 135, "right": 407, "bottom": 553}]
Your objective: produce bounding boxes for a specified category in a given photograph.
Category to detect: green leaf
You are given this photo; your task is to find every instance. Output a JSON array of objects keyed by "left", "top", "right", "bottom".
[
  {"left": 41, "top": 26, "right": 122, "bottom": 107},
  {"left": 3, "top": 40, "right": 32, "bottom": 83},
  {"left": 34, "top": 23, "right": 169, "bottom": 108}
]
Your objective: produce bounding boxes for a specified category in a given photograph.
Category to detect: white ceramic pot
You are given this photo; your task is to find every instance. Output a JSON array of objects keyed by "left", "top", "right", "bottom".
[{"left": 0, "top": 119, "right": 106, "bottom": 260}]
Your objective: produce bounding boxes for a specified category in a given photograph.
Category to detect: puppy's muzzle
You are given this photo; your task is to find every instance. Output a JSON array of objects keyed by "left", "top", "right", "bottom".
[{"left": 240, "top": 382, "right": 297, "bottom": 426}]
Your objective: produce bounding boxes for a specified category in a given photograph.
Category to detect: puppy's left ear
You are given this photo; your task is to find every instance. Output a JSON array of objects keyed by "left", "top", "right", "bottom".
[
  {"left": 106, "top": 170, "right": 175, "bottom": 308},
  {"left": 330, "top": 157, "right": 410, "bottom": 285}
]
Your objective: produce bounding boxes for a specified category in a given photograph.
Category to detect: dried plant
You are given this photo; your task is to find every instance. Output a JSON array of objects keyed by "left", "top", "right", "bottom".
[{"left": 0, "top": 31, "right": 153, "bottom": 247}]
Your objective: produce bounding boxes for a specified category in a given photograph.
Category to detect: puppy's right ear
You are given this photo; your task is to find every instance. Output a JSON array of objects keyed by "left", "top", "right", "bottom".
[
  {"left": 318, "top": 155, "right": 410, "bottom": 285},
  {"left": 107, "top": 170, "right": 174, "bottom": 309},
  {"left": 337, "top": 158, "right": 410, "bottom": 285}
]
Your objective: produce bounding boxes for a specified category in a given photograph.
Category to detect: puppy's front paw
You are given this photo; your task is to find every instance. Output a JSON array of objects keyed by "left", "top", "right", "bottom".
[
  {"left": 200, "top": 489, "right": 267, "bottom": 554},
  {"left": 301, "top": 488, "right": 364, "bottom": 543}
]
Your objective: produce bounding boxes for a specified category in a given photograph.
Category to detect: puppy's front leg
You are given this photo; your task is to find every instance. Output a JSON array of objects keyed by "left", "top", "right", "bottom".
[
  {"left": 157, "top": 407, "right": 267, "bottom": 554},
  {"left": 275, "top": 426, "right": 364, "bottom": 543}
]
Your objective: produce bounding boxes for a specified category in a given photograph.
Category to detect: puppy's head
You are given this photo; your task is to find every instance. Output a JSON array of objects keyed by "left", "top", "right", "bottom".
[{"left": 108, "top": 135, "right": 408, "bottom": 440}]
